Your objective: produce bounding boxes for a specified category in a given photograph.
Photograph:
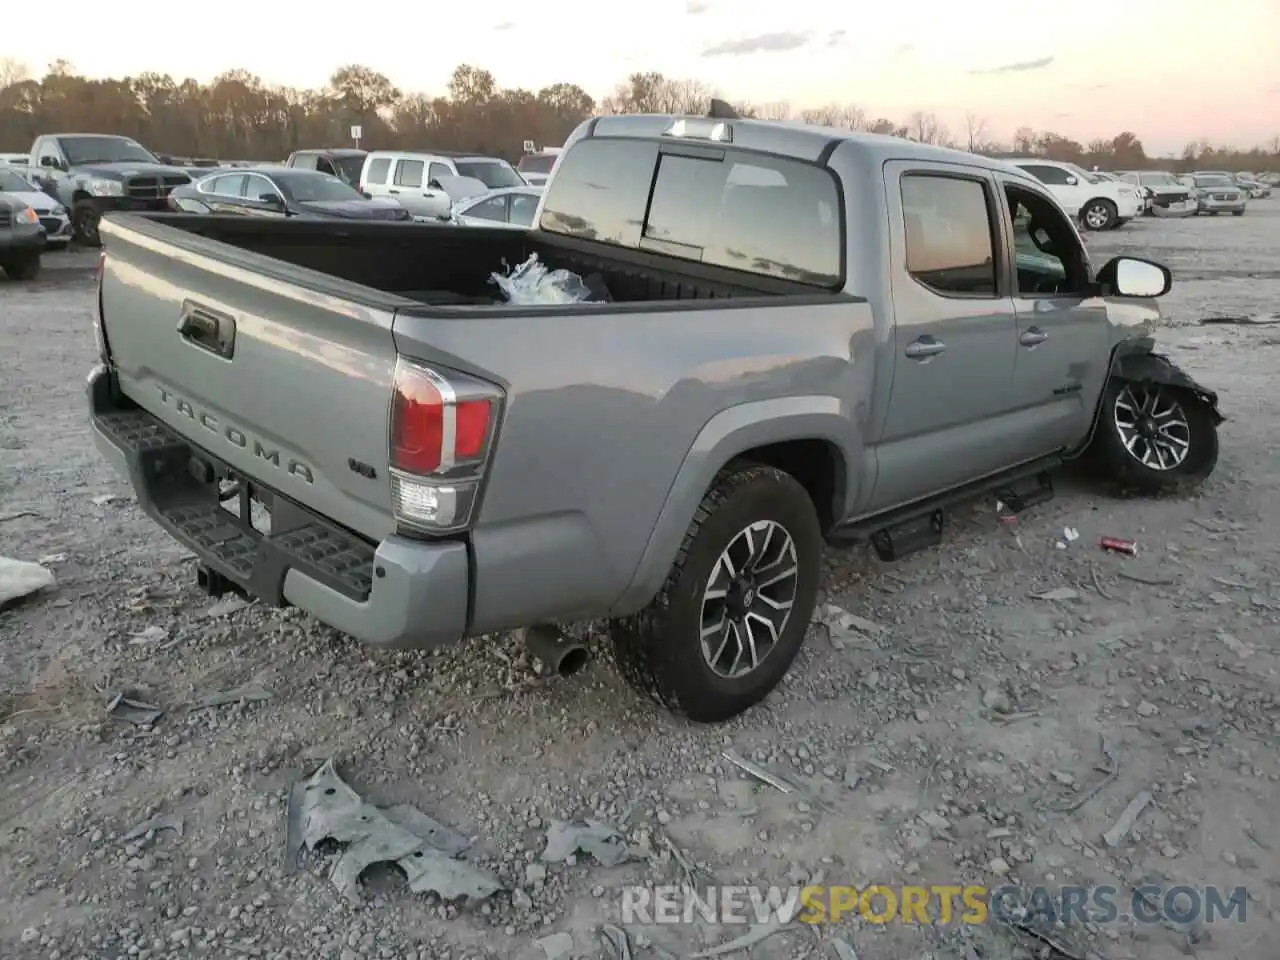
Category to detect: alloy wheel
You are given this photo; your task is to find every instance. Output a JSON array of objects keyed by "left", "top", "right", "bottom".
[
  {"left": 1113, "top": 383, "right": 1191, "bottom": 471},
  {"left": 699, "top": 520, "right": 799, "bottom": 679}
]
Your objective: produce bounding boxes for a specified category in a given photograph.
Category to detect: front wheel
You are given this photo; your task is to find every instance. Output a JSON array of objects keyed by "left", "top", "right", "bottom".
[
  {"left": 1090, "top": 378, "right": 1219, "bottom": 493},
  {"left": 609, "top": 465, "right": 822, "bottom": 723},
  {"left": 1081, "top": 198, "right": 1117, "bottom": 231},
  {"left": 1231, "top": 210, "right": 1245, "bottom": 217},
  {"left": 72, "top": 200, "right": 102, "bottom": 247}
]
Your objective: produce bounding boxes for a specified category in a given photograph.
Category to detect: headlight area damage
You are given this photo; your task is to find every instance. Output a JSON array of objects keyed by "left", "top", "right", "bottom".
[{"left": 1113, "top": 348, "right": 1226, "bottom": 425}]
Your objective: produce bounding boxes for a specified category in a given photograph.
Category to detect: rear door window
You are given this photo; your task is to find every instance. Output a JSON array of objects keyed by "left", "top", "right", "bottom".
[
  {"left": 539, "top": 138, "right": 842, "bottom": 287},
  {"left": 365, "top": 158, "right": 391, "bottom": 185},
  {"left": 291, "top": 154, "right": 318, "bottom": 170},
  {"left": 395, "top": 159, "right": 425, "bottom": 188}
]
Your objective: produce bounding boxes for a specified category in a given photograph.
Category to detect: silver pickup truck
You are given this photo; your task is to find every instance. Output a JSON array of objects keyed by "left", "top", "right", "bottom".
[{"left": 87, "top": 109, "right": 1223, "bottom": 723}]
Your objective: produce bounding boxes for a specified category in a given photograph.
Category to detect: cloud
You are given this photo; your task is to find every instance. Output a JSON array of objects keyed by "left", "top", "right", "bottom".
[
  {"left": 686, "top": 0, "right": 710, "bottom": 12},
  {"left": 494, "top": 20, "right": 513, "bottom": 30},
  {"left": 891, "top": 43, "right": 914, "bottom": 56},
  {"left": 826, "top": 30, "right": 846, "bottom": 47},
  {"left": 967, "top": 56, "right": 1055, "bottom": 75},
  {"left": 702, "top": 32, "right": 811, "bottom": 56}
]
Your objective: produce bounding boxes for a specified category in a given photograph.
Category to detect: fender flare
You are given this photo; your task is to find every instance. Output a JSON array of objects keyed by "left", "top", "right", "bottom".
[{"left": 608, "top": 396, "right": 858, "bottom": 617}]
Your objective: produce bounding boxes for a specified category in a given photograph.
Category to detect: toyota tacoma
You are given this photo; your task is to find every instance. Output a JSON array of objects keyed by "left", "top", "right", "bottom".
[{"left": 86, "top": 107, "right": 1223, "bottom": 722}]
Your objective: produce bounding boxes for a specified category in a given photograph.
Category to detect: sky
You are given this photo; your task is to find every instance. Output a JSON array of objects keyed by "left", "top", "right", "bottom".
[{"left": 5, "top": 0, "right": 1278, "bottom": 155}]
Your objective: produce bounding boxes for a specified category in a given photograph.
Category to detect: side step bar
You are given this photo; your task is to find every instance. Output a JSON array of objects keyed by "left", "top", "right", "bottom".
[{"left": 829, "top": 458, "right": 1060, "bottom": 562}]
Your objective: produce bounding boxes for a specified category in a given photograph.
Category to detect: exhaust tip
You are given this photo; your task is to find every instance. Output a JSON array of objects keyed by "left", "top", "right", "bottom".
[
  {"left": 556, "top": 645, "right": 590, "bottom": 677},
  {"left": 521, "top": 624, "right": 590, "bottom": 678}
]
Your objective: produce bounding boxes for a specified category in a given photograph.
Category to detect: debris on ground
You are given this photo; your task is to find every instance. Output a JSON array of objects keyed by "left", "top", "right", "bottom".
[
  {"left": 722, "top": 749, "right": 797, "bottom": 795},
  {"left": 284, "top": 759, "right": 500, "bottom": 904},
  {"left": 535, "top": 931, "right": 575, "bottom": 960},
  {"left": 1032, "top": 587, "right": 1079, "bottom": 602},
  {"left": 0, "top": 556, "right": 56, "bottom": 609},
  {"left": 1048, "top": 735, "right": 1118, "bottom": 813},
  {"left": 201, "top": 595, "right": 250, "bottom": 618},
  {"left": 189, "top": 683, "right": 272, "bottom": 711},
  {"left": 541, "top": 819, "right": 629, "bottom": 867},
  {"left": 815, "top": 604, "right": 888, "bottom": 649},
  {"left": 127, "top": 625, "right": 169, "bottom": 645},
  {"left": 106, "top": 692, "right": 163, "bottom": 727},
  {"left": 689, "top": 919, "right": 792, "bottom": 958},
  {"left": 1202, "top": 312, "right": 1280, "bottom": 325},
  {"left": 829, "top": 936, "right": 859, "bottom": 960},
  {"left": 121, "top": 813, "right": 184, "bottom": 842},
  {"left": 0, "top": 510, "right": 39, "bottom": 523},
  {"left": 599, "top": 924, "right": 633, "bottom": 960},
  {"left": 1102, "top": 789, "right": 1154, "bottom": 847}
]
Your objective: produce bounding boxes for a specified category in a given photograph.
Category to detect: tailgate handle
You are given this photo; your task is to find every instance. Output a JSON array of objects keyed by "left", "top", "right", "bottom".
[{"left": 178, "top": 302, "right": 236, "bottom": 359}]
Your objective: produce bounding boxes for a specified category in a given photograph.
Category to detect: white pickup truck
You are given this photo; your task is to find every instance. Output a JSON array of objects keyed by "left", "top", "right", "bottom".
[{"left": 1007, "top": 159, "right": 1142, "bottom": 231}]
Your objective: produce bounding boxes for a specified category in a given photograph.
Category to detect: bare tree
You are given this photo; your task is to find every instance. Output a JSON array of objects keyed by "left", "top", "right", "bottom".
[
  {"left": 964, "top": 114, "right": 988, "bottom": 152},
  {"left": 0, "top": 56, "right": 29, "bottom": 89},
  {"left": 908, "top": 111, "right": 950, "bottom": 146}
]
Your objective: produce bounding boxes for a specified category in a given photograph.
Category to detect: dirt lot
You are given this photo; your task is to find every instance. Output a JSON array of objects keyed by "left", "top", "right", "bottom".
[{"left": 2, "top": 207, "right": 1279, "bottom": 960}]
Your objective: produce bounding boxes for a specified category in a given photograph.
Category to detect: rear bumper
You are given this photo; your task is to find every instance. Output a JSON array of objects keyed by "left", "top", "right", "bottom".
[{"left": 87, "top": 365, "right": 469, "bottom": 650}]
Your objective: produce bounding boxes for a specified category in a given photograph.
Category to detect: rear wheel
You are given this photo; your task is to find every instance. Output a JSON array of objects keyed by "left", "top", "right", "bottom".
[
  {"left": 609, "top": 465, "right": 822, "bottom": 723},
  {"left": 1, "top": 252, "right": 41, "bottom": 281},
  {"left": 1232, "top": 210, "right": 1245, "bottom": 217},
  {"left": 1081, "top": 198, "right": 1117, "bottom": 231},
  {"left": 1089, "top": 378, "right": 1218, "bottom": 493}
]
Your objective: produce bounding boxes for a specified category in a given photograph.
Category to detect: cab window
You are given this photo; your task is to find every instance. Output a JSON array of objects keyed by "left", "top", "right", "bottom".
[
  {"left": 1004, "top": 184, "right": 1088, "bottom": 296},
  {"left": 365, "top": 158, "right": 391, "bottom": 185},
  {"left": 900, "top": 174, "right": 997, "bottom": 297}
]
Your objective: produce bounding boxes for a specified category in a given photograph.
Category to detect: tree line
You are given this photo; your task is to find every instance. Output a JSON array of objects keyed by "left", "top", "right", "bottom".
[{"left": 1, "top": 57, "right": 1277, "bottom": 173}]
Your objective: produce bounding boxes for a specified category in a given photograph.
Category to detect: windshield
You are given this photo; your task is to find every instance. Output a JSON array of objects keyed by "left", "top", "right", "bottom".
[
  {"left": 58, "top": 136, "right": 158, "bottom": 165},
  {"left": 0, "top": 168, "right": 36, "bottom": 191},
  {"left": 1146, "top": 173, "right": 1178, "bottom": 185},
  {"left": 274, "top": 170, "right": 365, "bottom": 203},
  {"left": 455, "top": 160, "right": 524, "bottom": 189},
  {"left": 518, "top": 154, "right": 556, "bottom": 174},
  {"left": 1193, "top": 175, "right": 1232, "bottom": 187},
  {"left": 334, "top": 155, "right": 365, "bottom": 185}
]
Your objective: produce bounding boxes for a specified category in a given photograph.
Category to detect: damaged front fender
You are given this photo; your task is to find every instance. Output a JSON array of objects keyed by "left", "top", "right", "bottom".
[{"left": 1110, "top": 340, "right": 1226, "bottom": 424}]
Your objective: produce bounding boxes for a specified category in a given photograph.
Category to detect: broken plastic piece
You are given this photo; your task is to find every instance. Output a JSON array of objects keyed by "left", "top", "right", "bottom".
[
  {"left": 284, "top": 759, "right": 500, "bottom": 904},
  {"left": 542, "top": 819, "right": 629, "bottom": 867},
  {"left": 121, "top": 813, "right": 184, "bottom": 842},
  {"left": 189, "top": 683, "right": 272, "bottom": 711},
  {"left": 0, "top": 556, "right": 55, "bottom": 609},
  {"left": 490, "top": 253, "right": 607, "bottom": 305},
  {"left": 106, "top": 692, "right": 163, "bottom": 727}
]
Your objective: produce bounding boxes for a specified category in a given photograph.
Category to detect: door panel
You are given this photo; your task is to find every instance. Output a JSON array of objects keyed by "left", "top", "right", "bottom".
[
  {"left": 870, "top": 162, "right": 1020, "bottom": 512},
  {"left": 999, "top": 175, "right": 1110, "bottom": 456}
]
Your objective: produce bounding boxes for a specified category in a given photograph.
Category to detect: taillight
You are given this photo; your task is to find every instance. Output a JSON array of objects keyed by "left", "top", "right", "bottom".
[{"left": 388, "top": 359, "right": 501, "bottom": 534}]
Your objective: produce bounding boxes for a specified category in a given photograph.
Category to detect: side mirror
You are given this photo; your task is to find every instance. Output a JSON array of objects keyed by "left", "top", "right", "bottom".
[
  {"left": 258, "top": 193, "right": 283, "bottom": 208},
  {"left": 1097, "top": 256, "right": 1171, "bottom": 298},
  {"left": 40, "top": 156, "right": 61, "bottom": 170},
  {"left": 360, "top": 190, "right": 372, "bottom": 199},
  {"left": 1064, "top": 175, "right": 1078, "bottom": 185}
]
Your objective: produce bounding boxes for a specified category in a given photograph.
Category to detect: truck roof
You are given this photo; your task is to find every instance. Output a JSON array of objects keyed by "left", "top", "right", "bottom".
[
  {"left": 577, "top": 113, "right": 1023, "bottom": 176},
  {"left": 292, "top": 147, "right": 367, "bottom": 157}
]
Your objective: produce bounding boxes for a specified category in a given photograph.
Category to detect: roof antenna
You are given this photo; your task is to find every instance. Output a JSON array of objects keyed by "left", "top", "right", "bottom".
[{"left": 707, "top": 98, "right": 740, "bottom": 120}]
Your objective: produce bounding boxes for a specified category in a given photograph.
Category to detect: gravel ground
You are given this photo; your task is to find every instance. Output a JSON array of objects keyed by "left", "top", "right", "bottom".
[{"left": 2, "top": 207, "right": 1279, "bottom": 960}]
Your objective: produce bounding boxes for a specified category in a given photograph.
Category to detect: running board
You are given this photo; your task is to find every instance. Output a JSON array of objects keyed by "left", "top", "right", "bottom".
[{"left": 828, "top": 457, "right": 1060, "bottom": 559}]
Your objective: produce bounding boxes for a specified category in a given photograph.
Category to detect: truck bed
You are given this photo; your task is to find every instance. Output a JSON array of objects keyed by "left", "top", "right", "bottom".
[{"left": 134, "top": 213, "right": 825, "bottom": 307}]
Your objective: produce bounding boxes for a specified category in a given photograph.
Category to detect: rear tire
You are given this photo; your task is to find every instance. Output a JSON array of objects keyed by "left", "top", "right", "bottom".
[
  {"left": 1081, "top": 198, "right": 1117, "bottom": 231},
  {"left": 1231, "top": 210, "right": 1245, "bottom": 217},
  {"left": 609, "top": 465, "right": 822, "bottom": 723},
  {"left": 1089, "top": 377, "right": 1218, "bottom": 494},
  {"left": 1, "top": 253, "right": 41, "bottom": 281}
]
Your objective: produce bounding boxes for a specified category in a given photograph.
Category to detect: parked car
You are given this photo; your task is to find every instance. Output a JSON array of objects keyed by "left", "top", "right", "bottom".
[
  {"left": 1116, "top": 170, "right": 1197, "bottom": 218},
  {"left": 516, "top": 150, "right": 560, "bottom": 187},
  {"left": 167, "top": 168, "right": 412, "bottom": 221},
  {"left": 284, "top": 148, "right": 368, "bottom": 187},
  {"left": 1187, "top": 173, "right": 1248, "bottom": 215},
  {"left": 359, "top": 151, "right": 526, "bottom": 219},
  {"left": 25, "top": 133, "right": 194, "bottom": 246},
  {"left": 0, "top": 194, "right": 43, "bottom": 280},
  {"left": 1235, "top": 177, "right": 1271, "bottom": 199},
  {"left": 0, "top": 152, "right": 31, "bottom": 166},
  {"left": 448, "top": 186, "right": 543, "bottom": 228},
  {"left": 1005, "top": 158, "right": 1142, "bottom": 230},
  {"left": 0, "top": 166, "right": 73, "bottom": 247},
  {"left": 87, "top": 108, "right": 1223, "bottom": 722}
]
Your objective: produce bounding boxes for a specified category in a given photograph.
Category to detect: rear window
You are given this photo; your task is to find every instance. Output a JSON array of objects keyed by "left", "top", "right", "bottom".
[
  {"left": 518, "top": 154, "right": 556, "bottom": 174},
  {"left": 455, "top": 160, "right": 524, "bottom": 190},
  {"left": 540, "top": 138, "right": 842, "bottom": 288},
  {"left": 334, "top": 155, "right": 365, "bottom": 185}
]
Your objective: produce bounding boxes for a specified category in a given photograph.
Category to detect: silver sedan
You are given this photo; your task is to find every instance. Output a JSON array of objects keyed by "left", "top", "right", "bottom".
[{"left": 448, "top": 186, "right": 544, "bottom": 229}]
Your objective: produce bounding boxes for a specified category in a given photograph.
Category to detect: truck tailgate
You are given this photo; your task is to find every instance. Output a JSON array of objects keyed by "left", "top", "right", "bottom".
[{"left": 98, "top": 217, "right": 399, "bottom": 541}]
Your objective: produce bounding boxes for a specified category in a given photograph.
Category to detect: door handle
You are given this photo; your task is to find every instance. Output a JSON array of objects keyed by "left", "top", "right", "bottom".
[
  {"left": 388, "top": 188, "right": 400, "bottom": 194},
  {"left": 904, "top": 337, "right": 946, "bottom": 359},
  {"left": 1020, "top": 327, "right": 1049, "bottom": 346},
  {"left": 178, "top": 301, "right": 236, "bottom": 359}
]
